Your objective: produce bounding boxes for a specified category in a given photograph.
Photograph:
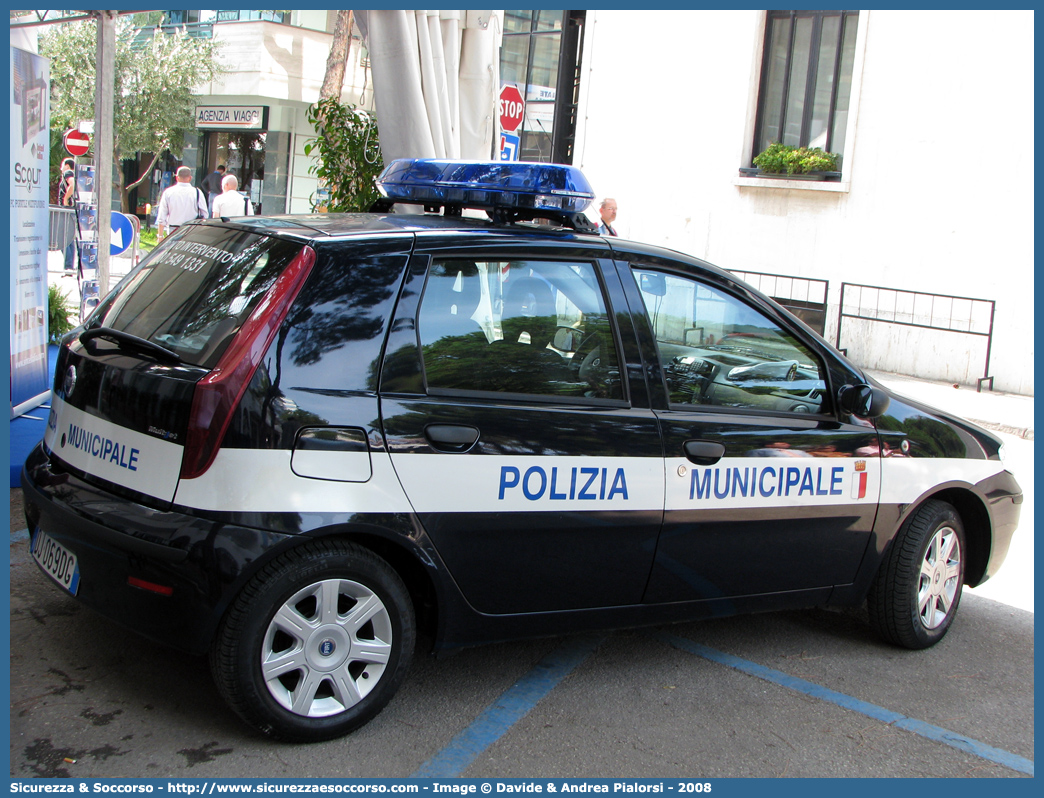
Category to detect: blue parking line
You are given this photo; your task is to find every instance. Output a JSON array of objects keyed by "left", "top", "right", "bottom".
[
  {"left": 412, "top": 635, "right": 605, "bottom": 778},
  {"left": 650, "top": 630, "right": 1034, "bottom": 777}
]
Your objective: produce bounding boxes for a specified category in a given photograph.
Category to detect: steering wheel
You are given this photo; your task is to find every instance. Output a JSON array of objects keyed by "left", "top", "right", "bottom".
[{"left": 572, "top": 333, "right": 604, "bottom": 382}]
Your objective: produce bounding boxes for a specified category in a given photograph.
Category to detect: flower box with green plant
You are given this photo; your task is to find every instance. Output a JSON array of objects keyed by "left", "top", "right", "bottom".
[{"left": 743, "top": 143, "right": 841, "bottom": 180}]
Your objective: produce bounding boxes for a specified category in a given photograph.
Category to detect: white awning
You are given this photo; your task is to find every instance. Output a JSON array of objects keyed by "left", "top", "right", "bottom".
[{"left": 355, "top": 10, "right": 501, "bottom": 163}]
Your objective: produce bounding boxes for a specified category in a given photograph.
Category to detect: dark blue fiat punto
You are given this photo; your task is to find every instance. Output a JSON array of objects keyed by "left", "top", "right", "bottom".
[{"left": 23, "top": 160, "right": 1022, "bottom": 742}]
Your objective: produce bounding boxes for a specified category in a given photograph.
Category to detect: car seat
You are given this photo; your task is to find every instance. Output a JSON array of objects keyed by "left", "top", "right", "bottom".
[
  {"left": 419, "top": 263, "right": 485, "bottom": 347},
  {"left": 488, "top": 276, "right": 567, "bottom": 394}
]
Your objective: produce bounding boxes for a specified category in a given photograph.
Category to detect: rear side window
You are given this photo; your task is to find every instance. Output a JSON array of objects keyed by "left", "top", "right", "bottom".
[
  {"left": 418, "top": 259, "right": 624, "bottom": 401},
  {"left": 90, "top": 226, "right": 306, "bottom": 370}
]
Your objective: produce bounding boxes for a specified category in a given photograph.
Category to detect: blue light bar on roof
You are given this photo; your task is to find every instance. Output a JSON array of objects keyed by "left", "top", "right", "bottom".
[{"left": 376, "top": 159, "right": 596, "bottom": 215}]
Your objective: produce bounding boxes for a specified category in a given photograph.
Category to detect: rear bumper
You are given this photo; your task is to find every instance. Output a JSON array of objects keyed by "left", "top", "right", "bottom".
[{"left": 21, "top": 443, "right": 295, "bottom": 655}]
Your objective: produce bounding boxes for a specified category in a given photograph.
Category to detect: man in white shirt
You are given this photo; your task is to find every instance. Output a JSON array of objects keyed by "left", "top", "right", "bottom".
[
  {"left": 156, "top": 166, "right": 208, "bottom": 238},
  {"left": 211, "top": 174, "right": 255, "bottom": 219}
]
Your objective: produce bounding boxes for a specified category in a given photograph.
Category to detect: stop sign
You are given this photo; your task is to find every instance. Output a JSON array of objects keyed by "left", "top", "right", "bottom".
[
  {"left": 499, "top": 84, "right": 525, "bottom": 133},
  {"left": 64, "top": 129, "right": 90, "bottom": 157}
]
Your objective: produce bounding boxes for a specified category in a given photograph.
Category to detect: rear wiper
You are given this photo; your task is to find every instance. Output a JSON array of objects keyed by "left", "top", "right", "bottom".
[{"left": 79, "top": 326, "right": 183, "bottom": 365}]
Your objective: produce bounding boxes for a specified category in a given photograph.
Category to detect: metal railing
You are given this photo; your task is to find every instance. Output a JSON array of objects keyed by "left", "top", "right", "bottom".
[
  {"left": 835, "top": 283, "right": 996, "bottom": 391},
  {"left": 130, "top": 22, "right": 213, "bottom": 50},
  {"left": 728, "top": 269, "right": 829, "bottom": 336},
  {"left": 48, "top": 205, "right": 76, "bottom": 250},
  {"left": 214, "top": 10, "right": 290, "bottom": 23}
]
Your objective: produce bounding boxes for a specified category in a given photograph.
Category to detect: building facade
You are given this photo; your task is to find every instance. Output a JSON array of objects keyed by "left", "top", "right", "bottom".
[
  {"left": 572, "top": 10, "right": 1033, "bottom": 395},
  {"left": 139, "top": 10, "right": 374, "bottom": 218}
]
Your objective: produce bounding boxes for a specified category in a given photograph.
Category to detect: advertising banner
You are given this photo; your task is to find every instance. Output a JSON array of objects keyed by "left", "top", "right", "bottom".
[{"left": 10, "top": 46, "right": 51, "bottom": 417}]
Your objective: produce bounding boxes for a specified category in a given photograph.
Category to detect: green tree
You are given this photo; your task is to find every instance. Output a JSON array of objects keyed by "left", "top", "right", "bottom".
[
  {"left": 305, "top": 96, "right": 383, "bottom": 212},
  {"left": 305, "top": 11, "right": 384, "bottom": 213},
  {"left": 40, "top": 17, "right": 220, "bottom": 212}
]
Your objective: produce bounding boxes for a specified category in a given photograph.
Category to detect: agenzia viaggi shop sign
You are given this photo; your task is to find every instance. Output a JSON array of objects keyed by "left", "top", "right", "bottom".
[
  {"left": 10, "top": 46, "right": 51, "bottom": 418},
  {"left": 195, "top": 105, "right": 269, "bottom": 130}
]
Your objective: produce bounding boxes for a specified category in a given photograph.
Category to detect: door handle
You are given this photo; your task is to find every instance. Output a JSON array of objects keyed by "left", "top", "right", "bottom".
[
  {"left": 683, "top": 440, "right": 725, "bottom": 466},
  {"left": 424, "top": 424, "right": 480, "bottom": 453}
]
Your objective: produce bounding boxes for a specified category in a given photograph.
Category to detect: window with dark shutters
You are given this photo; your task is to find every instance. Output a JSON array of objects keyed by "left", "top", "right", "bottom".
[{"left": 752, "top": 10, "right": 859, "bottom": 166}]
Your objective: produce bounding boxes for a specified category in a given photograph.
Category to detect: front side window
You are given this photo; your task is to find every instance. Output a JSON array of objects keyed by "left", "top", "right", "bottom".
[
  {"left": 752, "top": 10, "right": 859, "bottom": 163},
  {"left": 418, "top": 259, "right": 623, "bottom": 401},
  {"left": 634, "top": 269, "right": 826, "bottom": 414}
]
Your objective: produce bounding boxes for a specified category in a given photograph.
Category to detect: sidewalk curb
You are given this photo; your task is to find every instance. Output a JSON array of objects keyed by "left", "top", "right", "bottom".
[
  {"left": 867, "top": 370, "right": 1034, "bottom": 440},
  {"left": 969, "top": 420, "right": 1034, "bottom": 441}
]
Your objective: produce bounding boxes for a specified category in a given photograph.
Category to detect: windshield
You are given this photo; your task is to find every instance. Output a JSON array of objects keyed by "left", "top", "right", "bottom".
[{"left": 89, "top": 226, "right": 306, "bottom": 370}]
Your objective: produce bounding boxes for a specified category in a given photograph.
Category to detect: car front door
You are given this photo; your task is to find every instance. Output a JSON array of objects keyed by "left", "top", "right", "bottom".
[
  {"left": 621, "top": 263, "right": 882, "bottom": 605},
  {"left": 379, "top": 242, "right": 665, "bottom": 615}
]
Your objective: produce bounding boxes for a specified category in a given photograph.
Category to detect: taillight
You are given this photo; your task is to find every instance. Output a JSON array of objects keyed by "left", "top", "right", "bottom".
[
  {"left": 128, "top": 576, "right": 174, "bottom": 596},
  {"left": 180, "top": 245, "right": 317, "bottom": 480}
]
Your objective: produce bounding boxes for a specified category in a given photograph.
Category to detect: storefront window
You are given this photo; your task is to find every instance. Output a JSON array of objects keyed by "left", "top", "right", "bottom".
[
  {"left": 504, "top": 10, "right": 533, "bottom": 34},
  {"left": 201, "top": 131, "right": 266, "bottom": 214},
  {"left": 501, "top": 10, "right": 585, "bottom": 164}
]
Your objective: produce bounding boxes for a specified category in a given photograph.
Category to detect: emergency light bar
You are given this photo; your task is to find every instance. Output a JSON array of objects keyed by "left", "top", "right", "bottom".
[{"left": 372, "top": 159, "right": 599, "bottom": 231}]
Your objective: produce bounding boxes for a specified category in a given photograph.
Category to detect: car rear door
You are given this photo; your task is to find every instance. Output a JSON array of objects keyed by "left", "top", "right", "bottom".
[
  {"left": 379, "top": 238, "right": 665, "bottom": 615},
  {"left": 617, "top": 259, "right": 882, "bottom": 604}
]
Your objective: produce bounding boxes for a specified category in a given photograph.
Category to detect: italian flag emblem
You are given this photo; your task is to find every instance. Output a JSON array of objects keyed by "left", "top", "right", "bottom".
[{"left": 852, "top": 460, "right": 868, "bottom": 499}]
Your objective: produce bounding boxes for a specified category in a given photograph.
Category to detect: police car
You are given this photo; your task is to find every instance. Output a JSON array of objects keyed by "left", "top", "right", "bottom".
[{"left": 22, "top": 159, "right": 1022, "bottom": 743}]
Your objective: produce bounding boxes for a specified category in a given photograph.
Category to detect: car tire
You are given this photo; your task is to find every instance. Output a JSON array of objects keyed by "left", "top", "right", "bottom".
[
  {"left": 210, "top": 540, "right": 415, "bottom": 742},
  {"left": 867, "top": 499, "right": 965, "bottom": 650}
]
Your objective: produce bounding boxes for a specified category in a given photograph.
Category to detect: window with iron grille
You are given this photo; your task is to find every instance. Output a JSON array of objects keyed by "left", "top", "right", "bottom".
[
  {"left": 752, "top": 10, "right": 859, "bottom": 166},
  {"left": 163, "top": 10, "right": 291, "bottom": 26}
]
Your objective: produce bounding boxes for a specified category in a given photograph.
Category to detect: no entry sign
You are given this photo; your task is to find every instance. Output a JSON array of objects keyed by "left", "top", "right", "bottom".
[
  {"left": 64, "top": 129, "right": 90, "bottom": 157},
  {"left": 499, "top": 84, "right": 525, "bottom": 133}
]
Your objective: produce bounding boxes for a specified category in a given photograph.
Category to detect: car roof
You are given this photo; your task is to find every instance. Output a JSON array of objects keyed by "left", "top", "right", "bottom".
[
  {"left": 189, "top": 210, "right": 747, "bottom": 305},
  {"left": 193, "top": 211, "right": 732, "bottom": 274},
  {"left": 195, "top": 212, "right": 596, "bottom": 242}
]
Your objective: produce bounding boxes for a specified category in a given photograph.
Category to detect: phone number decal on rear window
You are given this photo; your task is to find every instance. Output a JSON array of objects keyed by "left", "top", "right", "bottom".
[{"left": 156, "top": 239, "right": 240, "bottom": 273}]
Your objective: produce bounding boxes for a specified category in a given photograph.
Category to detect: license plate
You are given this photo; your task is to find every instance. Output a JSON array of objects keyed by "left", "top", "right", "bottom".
[{"left": 31, "top": 529, "right": 81, "bottom": 595}]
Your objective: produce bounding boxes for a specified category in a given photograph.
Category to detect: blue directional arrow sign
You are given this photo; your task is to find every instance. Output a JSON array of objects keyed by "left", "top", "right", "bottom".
[{"left": 110, "top": 211, "right": 134, "bottom": 256}]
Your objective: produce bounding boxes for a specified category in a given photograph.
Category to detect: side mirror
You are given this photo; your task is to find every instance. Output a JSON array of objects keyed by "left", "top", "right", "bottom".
[
  {"left": 639, "top": 273, "right": 667, "bottom": 297},
  {"left": 837, "top": 383, "right": 891, "bottom": 419}
]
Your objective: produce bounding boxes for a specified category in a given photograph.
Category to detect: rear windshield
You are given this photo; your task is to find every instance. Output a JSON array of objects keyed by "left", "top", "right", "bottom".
[{"left": 90, "top": 225, "right": 306, "bottom": 369}]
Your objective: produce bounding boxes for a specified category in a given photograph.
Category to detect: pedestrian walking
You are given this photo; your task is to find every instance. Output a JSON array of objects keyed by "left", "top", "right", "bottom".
[
  {"left": 156, "top": 166, "right": 208, "bottom": 238},
  {"left": 211, "top": 174, "right": 255, "bottom": 219},
  {"left": 57, "top": 157, "right": 75, "bottom": 206},
  {"left": 202, "top": 164, "right": 226, "bottom": 213},
  {"left": 58, "top": 158, "right": 76, "bottom": 272}
]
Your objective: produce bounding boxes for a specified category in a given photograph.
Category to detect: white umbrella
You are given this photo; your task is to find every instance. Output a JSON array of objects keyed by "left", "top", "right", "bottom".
[{"left": 355, "top": 10, "right": 501, "bottom": 163}]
